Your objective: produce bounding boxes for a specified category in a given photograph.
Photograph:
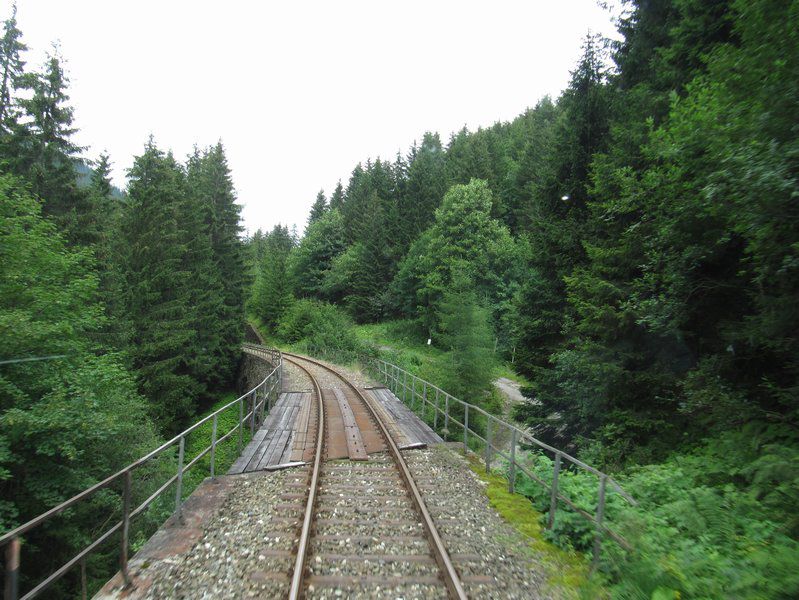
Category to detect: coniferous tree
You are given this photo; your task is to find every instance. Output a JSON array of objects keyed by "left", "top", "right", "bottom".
[
  {"left": 121, "top": 140, "right": 199, "bottom": 431},
  {"left": 0, "top": 3, "right": 25, "bottom": 131},
  {"left": 198, "top": 142, "right": 246, "bottom": 387},
  {"left": 184, "top": 148, "right": 226, "bottom": 389},
  {"left": 289, "top": 208, "right": 346, "bottom": 299},
  {"left": 329, "top": 180, "right": 344, "bottom": 210},
  {"left": 513, "top": 34, "right": 611, "bottom": 379},
  {"left": 399, "top": 132, "right": 447, "bottom": 250},
  {"left": 91, "top": 152, "right": 113, "bottom": 197},
  {"left": 438, "top": 273, "right": 496, "bottom": 403},
  {"left": 11, "top": 51, "right": 93, "bottom": 245},
  {"left": 307, "top": 189, "right": 327, "bottom": 230},
  {"left": 250, "top": 224, "right": 294, "bottom": 328}
]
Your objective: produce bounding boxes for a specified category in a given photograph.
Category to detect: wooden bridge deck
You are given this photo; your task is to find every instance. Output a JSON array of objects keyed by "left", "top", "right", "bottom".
[{"left": 229, "top": 386, "right": 442, "bottom": 474}]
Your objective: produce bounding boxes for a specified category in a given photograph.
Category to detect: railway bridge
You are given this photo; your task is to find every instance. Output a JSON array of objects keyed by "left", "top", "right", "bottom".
[{"left": 1, "top": 342, "right": 633, "bottom": 599}]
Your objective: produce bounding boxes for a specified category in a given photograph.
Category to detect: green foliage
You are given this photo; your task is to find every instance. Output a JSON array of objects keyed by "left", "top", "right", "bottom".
[
  {"left": 437, "top": 275, "right": 496, "bottom": 403},
  {"left": 120, "top": 141, "right": 201, "bottom": 430},
  {"left": 250, "top": 224, "right": 294, "bottom": 328},
  {"left": 0, "top": 174, "right": 159, "bottom": 592},
  {"left": 392, "top": 178, "right": 524, "bottom": 341},
  {"left": 0, "top": 11, "right": 247, "bottom": 596},
  {"left": 289, "top": 207, "right": 346, "bottom": 300},
  {"left": 276, "top": 299, "right": 364, "bottom": 360},
  {"left": 306, "top": 188, "right": 327, "bottom": 230},
  {"left": 511, "top": 423, "right": 799, "bottom": 599}
]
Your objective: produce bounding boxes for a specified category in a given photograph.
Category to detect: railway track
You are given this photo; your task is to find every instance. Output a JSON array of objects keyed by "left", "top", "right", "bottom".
[{"left": 282, "top": 352, "right": 467, "bottom": 600}]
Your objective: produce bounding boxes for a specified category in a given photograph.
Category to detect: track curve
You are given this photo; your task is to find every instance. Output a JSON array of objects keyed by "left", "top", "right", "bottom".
[{"left": 283, "top": 352, "right": 468, "bottom": 600}]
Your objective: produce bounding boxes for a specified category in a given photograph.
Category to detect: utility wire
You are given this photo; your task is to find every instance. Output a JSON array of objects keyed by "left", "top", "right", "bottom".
[{"left": 0, "top": 354, "right": 68, "bottom": 366}]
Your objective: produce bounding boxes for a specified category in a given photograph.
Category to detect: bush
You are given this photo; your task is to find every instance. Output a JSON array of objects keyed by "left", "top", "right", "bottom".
[
  {"left": 512, "top": 424, "right": 799, "bottom": 599},
  {"left": 276, "top": 299, "right": 366, "bottom": 361}
]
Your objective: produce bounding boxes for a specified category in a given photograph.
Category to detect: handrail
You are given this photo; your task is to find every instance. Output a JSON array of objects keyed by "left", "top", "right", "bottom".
[
  {"left": 1, "top": 345, "right": 283, "bottom": 600},
  {"left": 364, "top": 356, "right": 635, "bottom": 566}
]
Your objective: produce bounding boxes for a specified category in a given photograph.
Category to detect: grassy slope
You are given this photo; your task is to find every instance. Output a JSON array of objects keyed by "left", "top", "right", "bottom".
[
  {"left": 466, "top": 453, "right": 602, "bottom": 598},
  {"left": 353, "top": 319, "right": 530, "bottom": 388}
]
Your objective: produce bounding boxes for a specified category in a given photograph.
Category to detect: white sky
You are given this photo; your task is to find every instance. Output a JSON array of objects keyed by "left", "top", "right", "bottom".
[{"left": 6, "top": 0, "right": 620, "bottom": 235}]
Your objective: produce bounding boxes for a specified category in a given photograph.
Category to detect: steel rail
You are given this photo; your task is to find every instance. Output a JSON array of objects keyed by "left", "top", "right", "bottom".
[
  {"left": 284, "top": 352, "right": 468, "bottom": 600},
  {"left": 284, "top": 356, "right": 325, "bottom": 600}
]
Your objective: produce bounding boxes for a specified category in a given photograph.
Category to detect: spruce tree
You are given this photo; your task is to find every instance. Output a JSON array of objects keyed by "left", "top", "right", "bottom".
[
  {"left": 251, "top": 225, "right": 294, "bottom": 328},
  {"left": 0, "top": 3, "right": 25, "bottom": 131},
  {"left": 121, "top": 139, "right": 199, "bottom": 431},
  {"left": 307, "top": 189, "right": 327, "bottom": 230},
  {"left": 289, "top": 208, "right": 346, "bottom": 300},
  {"left": 401, "top": 132, "right": 447, "bottom": 250},
  {"left": 329, "top": 180, "right": 344, "bottom": 210},
  {"left": 197, "top": 142, "right": 246, "bottom": 387},
  {"left": 13, "top": 51, "right": 92, "bottom": 245},
  {"left": 184, "top": 148, "right": 226, "bottom": 389},
  {"left": 91, "top": 152, "right": 113, "bottom": 197}
]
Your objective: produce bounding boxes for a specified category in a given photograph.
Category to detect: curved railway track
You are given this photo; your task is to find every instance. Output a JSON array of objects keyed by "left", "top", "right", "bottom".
[{"left": 282, "top": 352, "right": 467, "bottom": 600}]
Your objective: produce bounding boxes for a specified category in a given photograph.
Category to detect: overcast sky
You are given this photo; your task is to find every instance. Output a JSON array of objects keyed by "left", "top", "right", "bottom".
[{"left": 6, "top": 1, "right": 620, "bottom": 234}]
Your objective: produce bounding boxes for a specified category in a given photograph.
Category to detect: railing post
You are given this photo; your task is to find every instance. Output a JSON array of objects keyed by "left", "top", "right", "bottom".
[
  {"left": 423, "top": 381, "right": 428, "bottom": 420},
  {"left": 444, "top": 394, "right": 450, "bottom": 433},
  {"left": 592, "top": 474, "right": 608, "bottom": 570},
  {"left": 485, "top": 416, "right": 492, "bottom": 473},
  {"left": 175, "top": 436, "right": 185, "bottom": 523},
  {"left": 411, "top": 376, "right": 416, "bottom": 411},
  {"left": 463, "top": 404, "right": 469, "bottom": 452},
  {"left": 548, "top": 452, "right": 562, "bottom": 530},
  {"left": 250, "top": 391, "right": 256, "bottom": 435},
  {"left": 121, "top": 470, "right": 132, "bottom": 587},
  {"left": 210, "top": 414, "right": 218, "bottom": 480},
  {"left": 434, "top": 388, "right": 439, "bottom": 430},
  {"left": 509, "top": 429, "right": 518, "bottom": 494},
  {"left": 4, "top": 536, "right": 20, "bottom": 600},
  {"left": 403, "top": 370, "right": 407, "bottom": 403},
  {"left": 238, "top": 396, "right": 244, "bottom": 452},
  {"left": 80, "top": 557, "right": 87, "bottom": 600}
]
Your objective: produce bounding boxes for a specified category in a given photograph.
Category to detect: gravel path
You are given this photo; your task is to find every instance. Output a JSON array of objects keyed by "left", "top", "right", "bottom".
[{"left": 406, "top": 445, "right": 560, "bottom": 600}]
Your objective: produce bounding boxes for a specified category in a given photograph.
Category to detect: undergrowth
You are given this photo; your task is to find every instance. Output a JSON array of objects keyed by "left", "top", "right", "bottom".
[{"left": 465, "top": 452, "right": 602, "bottom": 599}]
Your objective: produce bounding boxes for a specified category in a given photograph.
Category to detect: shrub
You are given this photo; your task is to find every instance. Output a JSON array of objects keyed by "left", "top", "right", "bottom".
[
  {"left": 512, "top": 425, "right": 799, "bottom": 599},
  {"left": 276, "top": 299, "right": 366, "bottom": 361}
]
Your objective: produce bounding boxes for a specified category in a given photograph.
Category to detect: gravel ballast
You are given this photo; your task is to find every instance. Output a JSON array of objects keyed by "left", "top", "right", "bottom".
[
  {"left": 143, "top": 469, "right": 301, "bottom": 599},
  {"left": 405, "top": 445, "right": 561, "bottom": 600}
]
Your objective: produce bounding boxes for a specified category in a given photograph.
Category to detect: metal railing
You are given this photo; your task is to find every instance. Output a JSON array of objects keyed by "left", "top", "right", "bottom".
[
  {"left": 367, "top": 357, "right": 636, "bottom": 565},
  {"left": 1, "top": 347, "right": 282, "bottom": 600}
]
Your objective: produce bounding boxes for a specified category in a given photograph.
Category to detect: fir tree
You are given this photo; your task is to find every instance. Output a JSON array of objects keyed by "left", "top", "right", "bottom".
[
  {"left": 121, "top": 139, "right": 199, "bottom": 431},
  {"left": 197, "top": 142, "right": 246, "bottom": 387},
  {"left": 251, "top": 224, "right": 294, "bottom": 328},
  {"left": 0, "top": 3, "right": 26, "bottom": 131},
  {"left": 12, "top": 50, "right": 91, "bottom": 245},
  {"left": 400, "top": 132, "right": 447, "bottom": 250},
  {"left": 184, "top": 148, "right": 226, "bottom": 389},
  {"left": 329, "top": 180, "right": 344, "bottom": 210},
  {"left": 307, "top": 189, "right": 327, "bottom": 230}
]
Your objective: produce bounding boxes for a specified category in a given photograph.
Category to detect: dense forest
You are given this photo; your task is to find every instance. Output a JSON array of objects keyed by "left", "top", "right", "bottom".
[
  {"left": 249, "top": 0, "right": 799, "bottom": 596},
  {"left": 1, "top": 0, "right": 797, "bottom": 597},
  {"left": 0, "top": 4, "right": 247, "bottom": 594}
]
